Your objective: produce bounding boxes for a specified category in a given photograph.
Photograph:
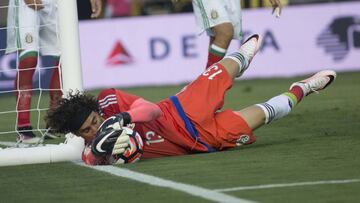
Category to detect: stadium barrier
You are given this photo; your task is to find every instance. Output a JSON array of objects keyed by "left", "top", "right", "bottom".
[{"left": 78, "top": 1, "right": 360, "bottom": 89}]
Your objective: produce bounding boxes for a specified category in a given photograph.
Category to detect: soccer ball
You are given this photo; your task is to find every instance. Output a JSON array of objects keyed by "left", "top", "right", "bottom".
[{"left": 112, "top": 127, "right": 144, "bottom": 164}]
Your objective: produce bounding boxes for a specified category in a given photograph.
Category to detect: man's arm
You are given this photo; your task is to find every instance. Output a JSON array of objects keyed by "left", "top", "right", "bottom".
[
  {"left": 127, "top": 98, "right": 161, "bottom": 123},
  {"left": 97, "top": 97, "right": 161, "bottom": 134},
  {"left": 91, "top": 98, "right": 160, "bottom": 160}
]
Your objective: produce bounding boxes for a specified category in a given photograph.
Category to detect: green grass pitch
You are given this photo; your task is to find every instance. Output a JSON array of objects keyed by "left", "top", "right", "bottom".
[{"left": 0, "top": 71, "right": 359, "bottom": 203}]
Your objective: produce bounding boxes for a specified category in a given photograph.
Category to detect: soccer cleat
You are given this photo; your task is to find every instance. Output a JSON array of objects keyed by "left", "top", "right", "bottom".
[
  {"left": 16, "top": 126, "right": 42, "bottom": 144},
  {"left": 43, "top": 126, "right": 60, "bottom": 139},
  {"left": 236, "top": 34, "right": 262, "bottom": 77},
  {"left": 290, "top": 70, "right": 337, "bottom": 96}
]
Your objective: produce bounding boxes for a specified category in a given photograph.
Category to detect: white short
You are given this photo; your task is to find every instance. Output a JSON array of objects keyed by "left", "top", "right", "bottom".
[
  {"left": 6, "top": 0, "right": 60, "bottom": 56},
  {"left": 192, "top": 0, "right": 243, "bottom": 39}
]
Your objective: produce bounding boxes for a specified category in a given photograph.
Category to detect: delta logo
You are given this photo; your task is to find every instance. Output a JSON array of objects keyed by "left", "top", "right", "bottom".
[
  {"left": 317, "top": 16, "right": 360, "bottom": 61},
  {"left": 106, "top": 40, "right": 133, "bottom": 66}
]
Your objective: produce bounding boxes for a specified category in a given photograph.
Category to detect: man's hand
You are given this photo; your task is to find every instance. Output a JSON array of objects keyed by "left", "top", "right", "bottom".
[
  {"left": 24, "top": 0, "right": 44, "bottom": 10},
  {"left": 90, "top": 0, "right": 103, "bottom": 18},
  {"left": 268, "top": 0, "right": 282, "bottom": 18},
  {"left": 112, "top": 128, "right": 144, "bottom": 164},
  {"left": 97, "top": 112, "right": 132, "bottom": 133},
  {"left": 112, "top": 134, "right": 130, "bottom": 155}
]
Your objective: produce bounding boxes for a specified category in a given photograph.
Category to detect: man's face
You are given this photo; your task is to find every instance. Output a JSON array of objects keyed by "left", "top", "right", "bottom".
[{"left": 77, "top": 111, "right": 105, "bottom": 142}]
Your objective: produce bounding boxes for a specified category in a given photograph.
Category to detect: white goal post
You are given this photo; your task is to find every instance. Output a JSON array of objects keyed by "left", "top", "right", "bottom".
[
  {"left": 57, "top": 0, "right": 83, "bottom": 92},
  {"left": 0, "top": 0, "right": 85, "bottom": 166}
]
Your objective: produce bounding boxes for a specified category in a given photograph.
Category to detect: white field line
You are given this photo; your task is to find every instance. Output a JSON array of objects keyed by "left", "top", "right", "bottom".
[
  {"left": 75, "top": 162, "right": 256, "bottom": 203},
  {"left": 214, "top": 179, "right": 360, "bottom": 192}
]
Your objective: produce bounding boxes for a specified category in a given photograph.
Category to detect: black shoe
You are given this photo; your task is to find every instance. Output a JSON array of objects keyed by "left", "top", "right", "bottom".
[{"left": 17, "top": 126, "right": 41, "bottom": 144}]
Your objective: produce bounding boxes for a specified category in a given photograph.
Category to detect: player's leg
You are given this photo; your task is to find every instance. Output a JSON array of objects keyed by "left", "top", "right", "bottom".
[
  {"left": 236, "top": 70, "right": 337, "bottom": 130},
  {"left": 40, "top": 2, "right": 62, "bottom": 109},
  {"left": 14, "top": 2, "right": 42, "bottom": 142},
  {"left": 42, "top": 56, "right": 62, "bottom": 139},
  {"left": 205, "top": 0, "right": 243, "bottom": 69},
  {"left": 40, "top": 2, "right": 62, "bottom": 139},
  {"left": 206, "top": 23, "right": 234, "bottom": 69},
  {"left": 15, "top": 51, "right": 39, "bottom": 142},
  {"left": 175, "top": 34, "right": 261, "bottom": 150},
  {"left": 177, "top": 34, "right": 261, "bottom": 121},
  {"left": 192, "top": 0, "right": 241, "bottom": 69},
  {"left": 48, "top": 56, "right": 62, "bottom": 110}
]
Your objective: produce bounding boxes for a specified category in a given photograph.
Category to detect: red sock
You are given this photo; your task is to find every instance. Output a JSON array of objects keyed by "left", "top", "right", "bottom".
[
  {"left": 205, "top": 44, "right": 227, "bottom": 69},
  {"left": 49, "top": 59, "right": 63, "bottom": 110},
  {"left": 15, "top": 56, "right": 37, "bottom": 127},
  {"left": 288, "top": 85, "right": 304, "bottom": 103},
  {"left": 206, "top": 52, "right": 224, "bottom": 69}
]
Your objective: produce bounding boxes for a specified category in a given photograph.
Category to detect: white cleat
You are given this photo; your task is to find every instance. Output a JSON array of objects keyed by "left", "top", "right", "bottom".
[
  {"left": 17, "top": 135, "right": 42, "bottom": 144},
  {"left": 236, "top": 34, "right": 262, "bottom": 77},
  {"left": 290, "top": 70, "right": 337, "bottom": 96}
]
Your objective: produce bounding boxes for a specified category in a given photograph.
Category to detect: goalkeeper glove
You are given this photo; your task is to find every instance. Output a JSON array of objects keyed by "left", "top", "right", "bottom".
[
  {"left": 111, "top": 134, "right": 130, "bottom": 155},
  {"left": 111, "top": 128, "right": 141, "bottom": 156},
  {"left": 91, "top": 128, "right": 126, "bottom": 156},
  {"left": 98, "top": 112, "right": 132, "bottom": 132}
]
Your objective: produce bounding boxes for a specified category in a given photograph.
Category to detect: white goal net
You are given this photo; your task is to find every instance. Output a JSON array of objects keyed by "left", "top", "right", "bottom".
[{"left": 0, "top": 0, "right": 84, "bottom": 166}]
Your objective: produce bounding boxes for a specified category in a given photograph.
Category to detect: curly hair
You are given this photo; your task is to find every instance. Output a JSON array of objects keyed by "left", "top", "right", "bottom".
[{"left": 45, "top": 91, "right": 99, "bottom": 134}]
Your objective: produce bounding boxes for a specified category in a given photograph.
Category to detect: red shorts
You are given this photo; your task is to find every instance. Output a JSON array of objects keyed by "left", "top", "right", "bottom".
[{"left": 176, "top": 63, "right": 256, "bottom": 150}]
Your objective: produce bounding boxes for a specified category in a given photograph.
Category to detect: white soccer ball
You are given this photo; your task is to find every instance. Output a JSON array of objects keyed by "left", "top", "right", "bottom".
[{"left": 113, "top": 127, "right": 144, "bottom": 164}]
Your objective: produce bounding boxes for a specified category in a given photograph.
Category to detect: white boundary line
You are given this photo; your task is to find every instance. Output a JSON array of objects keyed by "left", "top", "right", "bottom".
[
  {"left": 214, "top": 179, "right": 360, "bottom": 192},
  {"left": 75, "top": 162, "right": 256, "bottom": 203}
]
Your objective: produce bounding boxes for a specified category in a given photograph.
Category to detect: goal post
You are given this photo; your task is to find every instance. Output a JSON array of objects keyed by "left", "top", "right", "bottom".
[
  {"left": 57, "top": 0, "right": 83, "bottom": 92},
  {"left": 0, "top": 0, "right": 85, "bottom": 166}
]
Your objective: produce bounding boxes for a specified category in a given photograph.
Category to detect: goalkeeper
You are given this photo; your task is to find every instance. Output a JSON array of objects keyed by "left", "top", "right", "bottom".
[{"left": 46, "top": 35, "right": 336, "bottom": 165}]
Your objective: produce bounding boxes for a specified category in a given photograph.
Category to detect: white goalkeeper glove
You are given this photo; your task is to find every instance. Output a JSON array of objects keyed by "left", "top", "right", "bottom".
[
  {"left": 111, "top": 130, "right": 141, "bottom": 156},
  {"left": 111, "top": 131, "right": 130, "bottom": 155}
]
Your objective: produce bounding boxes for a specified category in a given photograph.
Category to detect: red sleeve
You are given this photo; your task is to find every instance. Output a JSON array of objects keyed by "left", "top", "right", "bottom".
[
  {"left": 97, "top": 88, "right": 140, "bottom": 118},
  {"left": 97, "top": 88, "right": 161, "bottom": 122},
  {"left": 127, "top": 98, "right": 161, "bottom": 122}
]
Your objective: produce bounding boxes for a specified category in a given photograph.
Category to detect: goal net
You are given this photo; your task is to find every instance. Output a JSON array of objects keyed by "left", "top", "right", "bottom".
[{"left": 0, "top": 0, "right": 84, "bottom": 166}]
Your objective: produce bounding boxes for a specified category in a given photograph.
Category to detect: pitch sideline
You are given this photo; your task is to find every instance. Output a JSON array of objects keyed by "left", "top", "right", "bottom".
[
  {"left": 214, "top": 179, "right": 360, "bottom": 192},
  {"left": 75, "top": 162, "right": 255, "bottom": 203}
]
